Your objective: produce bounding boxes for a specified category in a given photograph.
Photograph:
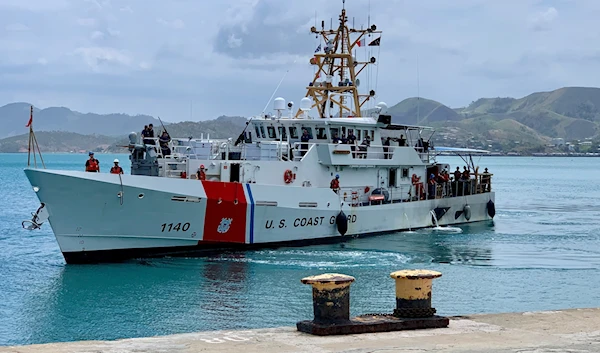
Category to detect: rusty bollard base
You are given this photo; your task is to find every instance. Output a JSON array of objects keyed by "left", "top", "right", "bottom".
[
  {"left": 300, "top": 273, "right": 355, "bottom": 324},
  {"left": 296, "top": 314, "right": 449, "bottom": 336},
  {"left": 390, "top": 269, "right": 442, "bottom": 318},
  {"left": 296, "top": 272, "right": 448, "bottom": 336}
]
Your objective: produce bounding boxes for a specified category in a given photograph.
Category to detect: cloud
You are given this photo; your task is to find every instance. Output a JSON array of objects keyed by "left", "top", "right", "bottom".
[
  {"left": 5, "top": 23, "right": 29, "bottom": 31},
  {"left": 76, "top": 18, "right": 96, "bottom": 26},
  {"left": 529, "top": 7, "right": 559, "bottom": 31},
  {"left": 90, "top": 30, "right": 104, "bottom": 40},
  {"left": 0, "top": 0, "right": 599, "bottom": 121},
  {"left": 157, "top": 18, "right": 184, "bottom": 29},
  {"left": 72, "top": 47, "right": 132, "bottom": 71}
]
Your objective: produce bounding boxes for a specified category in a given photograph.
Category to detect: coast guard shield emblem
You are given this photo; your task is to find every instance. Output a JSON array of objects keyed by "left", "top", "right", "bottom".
[{"left": 217, "top": 218, "right": 233, "bottom": 234}]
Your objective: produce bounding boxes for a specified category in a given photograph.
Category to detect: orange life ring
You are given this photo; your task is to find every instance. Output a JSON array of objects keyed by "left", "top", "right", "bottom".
[{"left": 283, "top": 169, "right": 293, "bottom": 184}]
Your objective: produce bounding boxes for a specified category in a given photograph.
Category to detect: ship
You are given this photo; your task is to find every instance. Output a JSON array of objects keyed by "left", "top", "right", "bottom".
[{"left": 22, "top": 2, "right": 495, "bottom": 264}]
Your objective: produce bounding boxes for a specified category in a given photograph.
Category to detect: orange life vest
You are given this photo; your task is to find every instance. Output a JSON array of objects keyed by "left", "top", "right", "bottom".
[
  {"left": 86, "top": 159, "right": 99, "bottom": 172},
  {"left": 411, "top": 174, "right": 420, "bottom": 184},
  {"left": 110, "top": 166, "right": 123, "bottom": 174},
  {"left": 197, "top": 170, "right": 206, "bottom": 181},
  {"left": 330, "top": 179, "right": 339, "bottom": 189}
]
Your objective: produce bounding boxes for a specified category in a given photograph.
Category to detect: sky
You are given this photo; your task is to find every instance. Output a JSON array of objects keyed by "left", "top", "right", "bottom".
[{"left": 0, "top": 0, "right": 598, "bottom": 122}]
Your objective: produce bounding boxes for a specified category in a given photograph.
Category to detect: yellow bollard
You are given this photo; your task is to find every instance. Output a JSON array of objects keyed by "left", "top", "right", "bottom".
[
  {"left": 390, "top": 269, "right": 442, "bottom": 318},
  {"left": 301, "top": 273, "right": 355, "bottom": 324}
]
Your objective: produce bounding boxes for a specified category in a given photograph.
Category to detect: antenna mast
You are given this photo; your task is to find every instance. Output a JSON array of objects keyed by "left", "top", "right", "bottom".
[{"left": 297, "top": 0, "right": 382, "bottom": 118}]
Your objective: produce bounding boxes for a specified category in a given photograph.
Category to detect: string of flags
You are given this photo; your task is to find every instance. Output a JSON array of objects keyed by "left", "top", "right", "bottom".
[
  {"left": 314, "top": 36, "right": 380, "bottom": 53},
  {"left": 357, "top": 37, "right": 380, "bottom": 47}
]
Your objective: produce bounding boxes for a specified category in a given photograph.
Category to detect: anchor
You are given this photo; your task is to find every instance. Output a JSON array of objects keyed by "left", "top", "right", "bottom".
[{"left": 21, "top": 203, "right": 49, "bottom": 230}]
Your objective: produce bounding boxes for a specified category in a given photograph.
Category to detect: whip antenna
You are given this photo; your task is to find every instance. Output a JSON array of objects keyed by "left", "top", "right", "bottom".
[{"left": 261, "top": 58, "right": 298, "bottom": 115}]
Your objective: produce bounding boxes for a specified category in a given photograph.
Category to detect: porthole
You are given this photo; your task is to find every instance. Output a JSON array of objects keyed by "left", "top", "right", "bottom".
[{"left": 138, "top": 193, "right": 144, "bottom": 199}]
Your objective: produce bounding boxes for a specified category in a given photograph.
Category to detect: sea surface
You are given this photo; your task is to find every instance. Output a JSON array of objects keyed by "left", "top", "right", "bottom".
[{"left": 1, "top": 153, "right": 599, "bottom": 346}]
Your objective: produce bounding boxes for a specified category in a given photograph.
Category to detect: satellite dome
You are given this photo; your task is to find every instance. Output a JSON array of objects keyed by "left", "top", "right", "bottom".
[
  {"left": 274, "top": 97, "right": 286, "bottom": 111},
  {"left": 300, "top": 97, "right": 312, "bottom": 111}
]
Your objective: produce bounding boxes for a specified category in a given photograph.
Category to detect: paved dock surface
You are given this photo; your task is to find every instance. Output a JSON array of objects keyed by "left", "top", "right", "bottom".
[{"left": 2, "top": 308, "right": 600, "bottom": 352}]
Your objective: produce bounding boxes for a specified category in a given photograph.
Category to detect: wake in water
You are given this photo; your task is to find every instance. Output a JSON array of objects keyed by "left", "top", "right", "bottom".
[
  {"left": 429, "top": 209, "right": 463, "bottom": 233},
  {"left": 431, "top": 226, "right": 463, "bottom": 233}
]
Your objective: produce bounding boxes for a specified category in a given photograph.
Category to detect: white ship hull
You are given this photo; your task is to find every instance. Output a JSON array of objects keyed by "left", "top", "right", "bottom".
[{"left": 25, "top": 168, "right": 495, "bottom": 264}]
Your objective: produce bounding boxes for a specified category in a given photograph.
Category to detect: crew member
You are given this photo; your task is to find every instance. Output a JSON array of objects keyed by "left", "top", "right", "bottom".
[
  {"left": 383, "top": 137, "right": 391, "bottom": 159},
  {"left": 142, "top": 123, "right": 155, "bottom": 145},
  {"left": 411, "top": 173, "right": 424, "bottom": 200},
  {"left": 330, "top": 174, "right": 340, "bottom": 193},
  {"left": 85, "top": 152, "right": 100, "bottom": 172},
  {"left": 453, "top": 167, "right": 461, "bottom": 181},
  {"left": 159, "top": 130, "right": 171, "bottom": 157},
  {"left": 110, "top": 159, "right": 123, "bottom": 174},
  {"left": 196, "top": 165, "right": 206, "bottom": 181},
  {"left": 428, "top": 174, "right": 436, "bottom": 199},
  {"left": 481, "top": 167, "right": 492, "bottom": 192},
  {"left": 300, "top": 129, "right": 310, "bottom": 156}
]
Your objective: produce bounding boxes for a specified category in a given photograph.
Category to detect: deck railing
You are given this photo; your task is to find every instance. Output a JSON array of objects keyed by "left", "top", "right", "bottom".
[{"left": 333, "top": 176, "right": 493, "bottom": 208}]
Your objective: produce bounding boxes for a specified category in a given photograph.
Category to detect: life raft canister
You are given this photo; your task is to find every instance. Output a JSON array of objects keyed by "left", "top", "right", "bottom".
[{"left": 283, "top": 169, "right": 294, "bottom": 184}]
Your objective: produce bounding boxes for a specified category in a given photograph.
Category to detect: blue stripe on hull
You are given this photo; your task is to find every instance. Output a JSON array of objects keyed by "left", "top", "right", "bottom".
[{"left": 245, "top": 184, "right": 255, "bottom": 244}]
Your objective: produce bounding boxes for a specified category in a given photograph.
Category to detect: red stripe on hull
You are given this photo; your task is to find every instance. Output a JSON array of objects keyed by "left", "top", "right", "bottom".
[{"left": 201, "top": 181, "right": 247, "bottom": 243}]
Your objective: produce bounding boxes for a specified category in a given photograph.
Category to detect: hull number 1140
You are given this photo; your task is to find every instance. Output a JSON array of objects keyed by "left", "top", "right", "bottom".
[{"left": 161, "top": 222, "right": 191, "bottom": 232}]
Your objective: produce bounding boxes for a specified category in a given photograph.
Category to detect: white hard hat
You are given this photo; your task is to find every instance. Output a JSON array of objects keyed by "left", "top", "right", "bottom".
[{"left": 114, "top": 159, "right": 119, "bottom": 163}]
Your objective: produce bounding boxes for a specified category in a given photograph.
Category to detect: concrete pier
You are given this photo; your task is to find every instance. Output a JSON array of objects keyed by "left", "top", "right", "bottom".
[{"left": 2, "top": 308, "right": 600, "bottom": 352}]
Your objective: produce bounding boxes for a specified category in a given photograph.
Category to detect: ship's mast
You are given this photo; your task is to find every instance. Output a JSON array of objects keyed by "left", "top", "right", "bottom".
[{"left": 297, "top": 0, "right": 382, "bottom": 118}]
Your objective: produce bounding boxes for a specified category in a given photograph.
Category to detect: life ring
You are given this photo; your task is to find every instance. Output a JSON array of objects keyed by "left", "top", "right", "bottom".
[{"left": 283, "top": 169, "right": 293, "bottom": 184}]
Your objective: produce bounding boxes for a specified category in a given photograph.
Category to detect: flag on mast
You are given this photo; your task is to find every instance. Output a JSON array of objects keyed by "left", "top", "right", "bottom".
[
  {"left": 356, "top": 38, "right": 366, "bottom": 47},
  {"left": 368, "top": 37, "right": 381, "bottom": 46},
  {"left": 26, "top": 106, "right": 33, "bottom": 128}
]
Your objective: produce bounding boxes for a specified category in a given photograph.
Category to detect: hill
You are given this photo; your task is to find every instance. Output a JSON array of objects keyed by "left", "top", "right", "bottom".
[
  {"left": 0, "top": 103, "right": 163, "bottom": 139},
  {"left": 457, "top": 87, "right": 600, "bottom": 140},
  {"left": 0, "top": 116, "right": 249, "bottom": 153},
  {"left": 2, "top": 87, "right": 600, "bottom": 154},
  {"left": 386, "top": 97, "right": 462, "bottom": 125},
  {"left": 0, "top": 131, "right": 117, "bottom": 153}
]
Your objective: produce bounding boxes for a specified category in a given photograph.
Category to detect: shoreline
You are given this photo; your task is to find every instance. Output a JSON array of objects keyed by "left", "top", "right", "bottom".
[
  {"left": 2, "top": 308, "right": 599, "bottom": 352},
  {"left": 1, "top": 151, "right": 599, "bottom": 157}
]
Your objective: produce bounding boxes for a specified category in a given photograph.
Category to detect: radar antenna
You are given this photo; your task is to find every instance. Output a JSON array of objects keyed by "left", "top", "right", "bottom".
[{"left": 297, "top": 0, "right": 382, "bottom": 118}]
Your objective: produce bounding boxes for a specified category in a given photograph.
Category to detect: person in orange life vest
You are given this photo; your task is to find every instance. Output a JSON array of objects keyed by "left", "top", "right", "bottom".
[
  {"left": 330, "top": 174, "right": 340, "bottom": 193},
  {"left": 411, "top": 173, "right": 423, "bottom": 199},
  {"left": 85, "top": 152, "right": 100, "bottom": 172},
  {"left": 196, "top": 165, "right": 206, "bottom": 181},
  {"left": 110, "top": 159, "right": 124, "bottom": 174}
]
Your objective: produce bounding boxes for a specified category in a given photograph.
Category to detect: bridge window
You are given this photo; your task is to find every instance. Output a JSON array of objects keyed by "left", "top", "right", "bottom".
[
  {"left": 278, "top": 126, "right": 287, "bottom": 139},
  {"left": 301, "top": 127, "right": 313, "bottom": 138},
  {"left": 316, "top": 127, "right": 328, "bottom": 139},
  {"left": 267, "top": 126, "right": 276, "bottom": 138},
  {"left": 259, "top": 125, "right": 266, "bottom": 138},
  {"left": 289, "top": 126, "right": 298, "bottom": 139},
  {"left": 330, "top": 128, "right": 340, "bottom": 139},
  {"left": 402, "top": 168, "right": 409, "bottom": 178},
  {"left": 254, "top": 125, "right": 261, "bottom": 139}
]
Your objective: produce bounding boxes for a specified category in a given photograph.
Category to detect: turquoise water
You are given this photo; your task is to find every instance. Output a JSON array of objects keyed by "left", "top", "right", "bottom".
[{"left": 1, "top": 153, "right": 600, "bottom": 345}]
